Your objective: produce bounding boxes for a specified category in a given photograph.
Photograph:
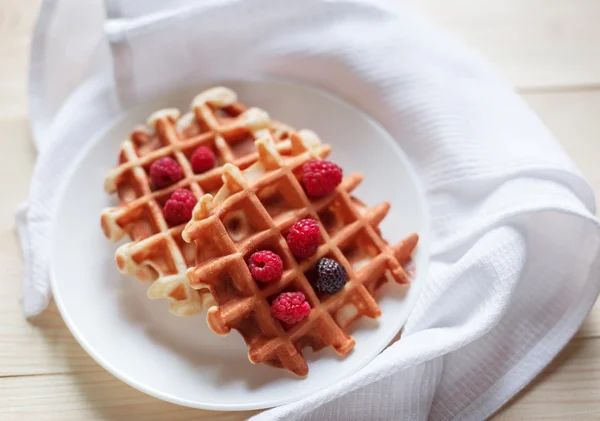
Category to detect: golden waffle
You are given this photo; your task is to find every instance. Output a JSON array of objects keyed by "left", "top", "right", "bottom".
[
  {"left": 101, "top": 86, "right": 297, "bottom": 316},
  {"left": 182, "top": 132, "right": 418, "bottom": 375}
]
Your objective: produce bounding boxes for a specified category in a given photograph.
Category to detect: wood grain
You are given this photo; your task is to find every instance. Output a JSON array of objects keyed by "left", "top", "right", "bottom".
[
  {"left": 3, "top": 338, "right": 600, "bottom": 421},
  {"left": 494, "top": 338, "right": 600, "bottom": 420},
  {"left": 1, "top": 0, "right": 600, "bottom": 420},
  {"left": 525, "top": 90, "right": 600, "bottom": 210},
  {"left": 0, "top": 0, "right": 40, "bottom": 118},
  {"left": 0, "top": 370, "right": 258, "bottom": 421},
  {"left": 406, "top": 0, "right": 600, "bottom": 90},
  {"left": 0, "top": 0, "right": 52, "bottom": 377}
]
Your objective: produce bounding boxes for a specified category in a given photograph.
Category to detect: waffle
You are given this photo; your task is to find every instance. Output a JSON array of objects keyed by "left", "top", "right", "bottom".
[
  {"left": 182, "top": 132, "right": 419, "bottom": 375},
  {"left": 100, "top": 86, "right": 298, "bottom": 316}
]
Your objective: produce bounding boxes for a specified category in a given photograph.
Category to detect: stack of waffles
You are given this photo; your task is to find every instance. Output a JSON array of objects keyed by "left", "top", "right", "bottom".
[
  {"left": 101, "top": 87, "right": 296, "bottom": 315},
  {"left": 102, "top": 86, "right": 418, "bottom": 375}
]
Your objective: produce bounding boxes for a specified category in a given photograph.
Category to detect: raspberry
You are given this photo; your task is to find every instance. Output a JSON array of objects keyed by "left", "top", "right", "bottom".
[
  {"left": 286, "top": 219, "right": 321, "bottom": 259},
  {"left": 271, "top": 292, "right": 311, "bottom": 324},
  {"left": 314, "top": 258, "right": 347, "bottom": 294},
  {"left": 191, "top": 146, "right": 216, "bottom": 174},
  {"left": 302, "top": 160, "right": 343, "bottom": 197},
  {"left": 150, "top": 157, "right": 184, "bottom": 189},
  {"left": 247, "top": 250, "right": 283, "bottom": 283},
  {"left": 163, "top": 189, "right": 197, "bottom": 226}
]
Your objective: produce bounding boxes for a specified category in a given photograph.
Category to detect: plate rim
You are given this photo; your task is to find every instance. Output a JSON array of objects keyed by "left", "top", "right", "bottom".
[{"left": 49, "top": 78, "right": 431, "bottom": 411}]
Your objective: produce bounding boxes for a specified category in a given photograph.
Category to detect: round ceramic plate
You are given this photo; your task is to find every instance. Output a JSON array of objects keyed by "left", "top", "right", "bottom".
[{"left": 50, "top": 80, "right": 430, "bottom": 411}]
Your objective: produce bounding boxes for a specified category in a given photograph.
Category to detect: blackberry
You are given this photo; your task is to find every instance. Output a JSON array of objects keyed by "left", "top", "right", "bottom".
[{"left": 314, "top": 258, "right": 347, "bottom": 294}]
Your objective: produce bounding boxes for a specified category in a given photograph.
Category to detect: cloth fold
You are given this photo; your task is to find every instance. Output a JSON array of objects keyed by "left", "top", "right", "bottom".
[{"left": 20, "top": 1, "right": 600, "bottom": 420}]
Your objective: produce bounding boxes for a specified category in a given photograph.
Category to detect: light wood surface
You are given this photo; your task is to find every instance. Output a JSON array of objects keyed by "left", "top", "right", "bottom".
[{"left": 2, "top": 0, "right": 600, "bottom": 419}]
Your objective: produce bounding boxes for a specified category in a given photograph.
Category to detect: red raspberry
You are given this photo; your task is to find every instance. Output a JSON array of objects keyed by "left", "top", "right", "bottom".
[
  {"left": 150, "top": 157, "right": 184, "bottom": 189},
  {"left": 271, "top": 292, "right": 311, "bottom": 324},
  {"left": 302, "top": 160, "right": 343, "bottom": 197},
  {"left": 163, "top": 189, "right": 197, "bottom": 226},
  {"left": 287, "top": 219, "right": 321, "bottom": 259},
  {"left": 247, "top": 250, "right": 283, "bottom": 283},
  {"left": 191, "top": 146, "right": 216, "bottom": 174}
]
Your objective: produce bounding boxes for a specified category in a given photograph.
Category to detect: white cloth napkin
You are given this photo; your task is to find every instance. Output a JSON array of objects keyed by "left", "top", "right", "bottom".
[{"left": 20, "top": 0, "right": 600, "bottom": 420}]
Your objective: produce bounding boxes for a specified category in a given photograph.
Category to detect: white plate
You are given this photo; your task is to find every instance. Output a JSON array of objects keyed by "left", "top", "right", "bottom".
[{"left": 50, "top": 80, "right": 430, "bottom": 411}]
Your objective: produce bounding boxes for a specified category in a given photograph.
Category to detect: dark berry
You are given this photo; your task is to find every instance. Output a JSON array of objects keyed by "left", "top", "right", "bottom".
[{"left": 314, "top": 258, "right": 347, "bottom": 294}]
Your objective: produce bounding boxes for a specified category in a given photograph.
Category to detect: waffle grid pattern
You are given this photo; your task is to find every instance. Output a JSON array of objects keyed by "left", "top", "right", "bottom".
[
  {"left": 101, "top": 87, "right": 295, "bottom": 316},
  {"left": 183, "top": 133, "right": 418, "bottom": 375}
]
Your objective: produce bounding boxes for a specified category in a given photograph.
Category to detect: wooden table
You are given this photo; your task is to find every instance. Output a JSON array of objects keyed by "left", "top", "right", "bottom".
[{"left": 2, "top": 1, "right": 600, "bottom": 419}]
